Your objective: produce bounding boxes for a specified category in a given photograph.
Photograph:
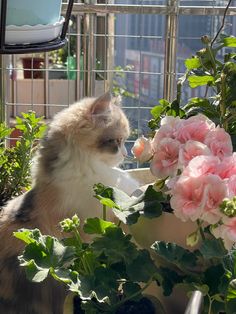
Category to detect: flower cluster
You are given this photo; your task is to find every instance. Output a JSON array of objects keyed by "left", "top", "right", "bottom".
[{"left": 132, "top": 114, "right": 236, "bottom": 249}]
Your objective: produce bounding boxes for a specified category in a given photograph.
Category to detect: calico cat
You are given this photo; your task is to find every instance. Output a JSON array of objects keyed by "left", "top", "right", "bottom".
[{"left": 0, "top": 92, "right": 139, "bottom": 314}]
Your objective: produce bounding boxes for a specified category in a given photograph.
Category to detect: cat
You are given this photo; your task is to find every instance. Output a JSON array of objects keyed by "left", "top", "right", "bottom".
[{"left": 0, "top": 92, "right": 139, "bottom": 314}]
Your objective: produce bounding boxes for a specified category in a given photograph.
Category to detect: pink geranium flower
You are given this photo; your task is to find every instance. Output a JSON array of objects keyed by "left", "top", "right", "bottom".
[
  {"left": 200, "top": 175, "right": 228, "bottom": 224},
  {"left": 174, "top": 114, "right": 215, "bottom": 144},
  {"left": 217, "top": 153, "right": 236, "bottom": 179},
  {"left": 132, "top": 136, "right": 153, "bottom": 163},
  {"left": 150, "top": 138, "right": 180, "bottom": 179},
  {"left": 212, "top": 217, "right": 236, "bottom": 250},
  {"left": 170, "top": 175, "right": 205, "bottom": 222},
  {"left": 204, "top": 126, "right": 233, "bottom": 159},
  {"left": 178, "top": 140, "right": 212, "bottom": 168},
  {"left": 152, "top": 116, "right": 182, "bottom": 151},
  {"left": 182, "top": 155, "right": 220, "bottom": 177},
  {"left": 227, "top": 175, "right": 236, "bottom": 198}
]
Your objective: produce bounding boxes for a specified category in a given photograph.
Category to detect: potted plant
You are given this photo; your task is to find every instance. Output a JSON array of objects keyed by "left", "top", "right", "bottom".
[
  {"left": 0, "top": 112, "right": 46, "bottom": 206},
  {"left": 1, "top": 0, "right": 62, "bottom": 26},
  {"left": 13, "top": 1, "right": 236, "bottom": 313},
  {"left": 14, "top": 186, "right": 165, "bottom": 313}
]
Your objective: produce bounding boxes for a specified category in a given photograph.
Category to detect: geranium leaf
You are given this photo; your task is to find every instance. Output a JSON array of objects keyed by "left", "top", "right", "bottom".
[
  {"left": 151, "top": 241, "right": 197, "bottom": 269},
  {"left": 185, "top": 57, "right": 201, "bottom": 70},
  {"left": 157, "top": 266, "right": 185, "bottom": 296},
  {"left": 91, "top": 227, "right": 138, "bottom": 264},
  {"left": 112, "top": 185, "right": 164, "bottom": 225},
  {"left": 24, "top": 260, "right": 49, "bottom": 282},
  {"left": 199, "top": 239, "right": 227, "bottom": 259},
  {"left": 223, "top": 37, "right": 236, "bottom": 47},
  {"left": 188, "top": 75, "right": 214, "bottom": 88},
  {"left": 126, "top": 249, "right": 158, "bottom": 282},
  {"left": 83, "top": 218, "right": 116, "bottom": 235},
  {"left": 122, "top": 282, "right": 142, "bottom": 301}
]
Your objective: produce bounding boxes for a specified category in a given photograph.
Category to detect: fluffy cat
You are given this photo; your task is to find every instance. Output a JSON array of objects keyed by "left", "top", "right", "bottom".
[{"left": 0, "top": 92, "right": 139, "bottom": 314}]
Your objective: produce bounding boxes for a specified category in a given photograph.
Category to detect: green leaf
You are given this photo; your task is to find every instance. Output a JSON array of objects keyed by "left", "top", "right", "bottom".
[
  {"left": 126, "top": 249, "right": 158, "bottom": 282},
  {"left": 151, "top": 241, "right": 197, "bottom": 269},
  {"left": 13, "top": 228, "right": 41, "bottom": 244},
  {"left": 122, "top": 282, "right": 142, "bottom": 301},
  {"left": 98, "top": 197, "right": 118, "bottom": 208},
  {"left": 223, "top": 36, "right": 236, "bottom": 47},
  {"left": 112, "top": 185, "right": 164, "bottom": 225},
  {"left": 157, "top": 266, "right": 185, "bottom": 296},
  {"left": 227, "top": 279, "right": 236, "bottom": 301},
  {"left": 150, "top": 105, "right": 166, "bottom": 119},
  {"left": 204, "top": 264, "right": 225, "bottom": 295},
  {"left": 83, "top": 218, "right": 116, "bottom": 235},
  {"left": 185, "top": 57, "right": 201, "bottom": 70},
  {"left": 91, "top": 227, "right": 139, "bottom": 264},
  {"left": 188, "top": 75, "right": 214, "bottom": 88},
  {"left": 23, "top": 260, "right": 49, "bottom": 282},
  {"left": 199, "top": 238, "right": 227, "bottom": 259}
]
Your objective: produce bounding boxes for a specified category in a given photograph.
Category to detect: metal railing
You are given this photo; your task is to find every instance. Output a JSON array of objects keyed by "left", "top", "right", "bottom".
[{"left": 1, "top": 0, "right": 236, "bottom": 166}]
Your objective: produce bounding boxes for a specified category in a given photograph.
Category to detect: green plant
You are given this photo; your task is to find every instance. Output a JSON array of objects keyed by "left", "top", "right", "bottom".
[
  {"left": 14, "top": 185, "right": 165, "bottom": 313},
  {"left": 0, "top": 112, "right": 46, "bottom": 206},
  {"left": 148, "top": 1, "right": 236, "bottom": 143}
]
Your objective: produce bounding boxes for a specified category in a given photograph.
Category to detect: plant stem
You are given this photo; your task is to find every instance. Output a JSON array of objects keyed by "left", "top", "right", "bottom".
[
  {"left": 220, "top": 72, "right": 227, "bottom": 130},
  {"left": 73, "top": 228, "right": 82, "bottom": 248},
  {"left": 112, "top": 278, "right": 153, "bottom": 311},
  {"left": 211, "top": 0, "right": 233, "bottom": 47},
  {"left": 207, "top": 295, "right": 213, "bottom": 314},
  {"left": 197, "top": 220, "right": 206, "bottom": 241},
  {"left": 103, "top": 205, "right": 107, "bottom": 221}
]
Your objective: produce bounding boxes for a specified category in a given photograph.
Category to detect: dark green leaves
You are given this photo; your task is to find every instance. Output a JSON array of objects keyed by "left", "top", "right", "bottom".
[
  {"left": 112, "top": 185, "right": 164, "bottom": 225},
  {"left": 94, "top": 183, "right": 164, "bottom": 225},
  {"left": 151, "top": 241, "right": 197, "bottom": 269},
  {"left": 91, "top": 227, "right": 138, "bottom": 264},
  {"left": 14, "top": 228, "right": 75, "bottom": 283},
  {"left": 199, "top": 238, "right": 227, "bottom": 259},
  {"left": 126, "top": 249, "right": 158, "bottom": 282}
]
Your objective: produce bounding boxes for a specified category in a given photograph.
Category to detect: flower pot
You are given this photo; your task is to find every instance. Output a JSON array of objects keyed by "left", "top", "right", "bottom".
[
  {"left": 0, "top": 0, "right": 62, "bottom": 26},
  {"left": 22, "top": 57, "right": 44, "bottom": 79},
  {"left": 129, "top": 212, "right": 198, "bottom": 251}
]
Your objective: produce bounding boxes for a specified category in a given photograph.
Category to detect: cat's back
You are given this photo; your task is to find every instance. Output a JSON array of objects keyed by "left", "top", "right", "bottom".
[{"left": 0, "top": 192, "right": 66, "bottom": 314}]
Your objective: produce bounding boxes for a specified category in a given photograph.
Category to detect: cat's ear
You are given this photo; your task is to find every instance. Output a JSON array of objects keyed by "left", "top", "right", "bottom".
[{"left": 90, "top": 92, "right": 112, "bottom": 115}]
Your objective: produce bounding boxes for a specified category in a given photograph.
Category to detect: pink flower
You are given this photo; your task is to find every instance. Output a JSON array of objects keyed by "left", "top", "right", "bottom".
[
  {"left": 150, "top": 138, "right": 180, "bottom": 179},
  {"left": 200, "top": 175, "right": 227, "bottom": 224},
  {"left": 174, "top": 114, "right": 215, "bottom": 144},
  {"left": 178, "top": 140, "right": 212, "bottom": 168},
  {"left": 132, "top": 136, "right": 153, "bottom": 163},
  {"left": 170, "top": 175, "right": 206, "bottom": 222},
  {"left": 217, "top": 154, "right": 236, "bottom": 179},
  {"left": 204, "top": 126, "right": 233, "bottom": 159},
  {"left": 227, "top": 175, "right": 236, "bottom": 198},
  {"left": 182, "top": 155, "right": 221, "bottom": 177},
  {"left": 152, "top": 116, "right": 182, "bottom": 151},
  {"left": 212, "top": 217, "right": 236, "bottom": 249}
]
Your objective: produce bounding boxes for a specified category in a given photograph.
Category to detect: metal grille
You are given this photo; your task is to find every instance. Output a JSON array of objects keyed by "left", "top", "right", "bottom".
[{"left": 1, "top": 0, "right": 236, "bottom": 168}]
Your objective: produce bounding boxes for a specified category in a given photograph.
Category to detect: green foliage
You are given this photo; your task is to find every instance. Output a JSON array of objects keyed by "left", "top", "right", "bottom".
[
  {"left": 0, "top": 112, "right": 46, "bottom": 206},
  {"left": 148, "top": 34, "right": 236, "bottom": 140},
  {"left": 14, "top": 215, "right": 159, "bottom": 313},
  {"left": 94, "top": 183, "right": 165, "bottom": 225}
]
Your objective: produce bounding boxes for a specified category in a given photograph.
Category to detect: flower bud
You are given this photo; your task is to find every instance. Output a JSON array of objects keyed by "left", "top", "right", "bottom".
[
  {"left": 131, "top": 136, "right": 153, "bottom": 163},
  {"left": 201, "top": 35, "right": 211, "bottom": 44}
]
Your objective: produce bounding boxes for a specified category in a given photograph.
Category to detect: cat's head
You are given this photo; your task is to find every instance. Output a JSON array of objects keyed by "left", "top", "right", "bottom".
[{"left": 49, "top": 92, "right": 130, "bottom": 167}]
